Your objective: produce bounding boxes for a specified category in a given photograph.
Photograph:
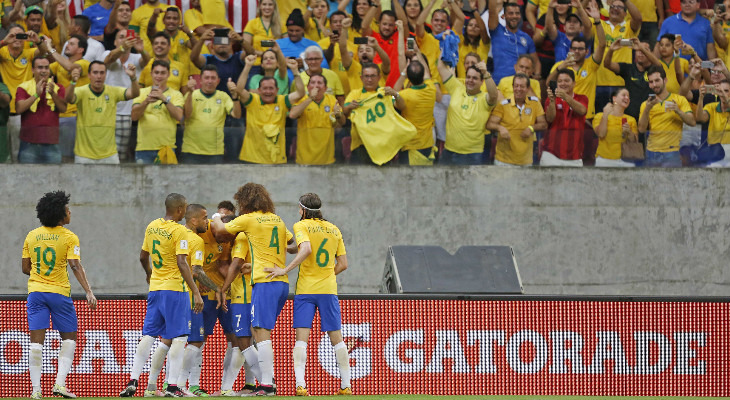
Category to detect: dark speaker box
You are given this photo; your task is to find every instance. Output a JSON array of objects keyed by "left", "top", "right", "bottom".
[{"left": 380, "top": 246, "right": 523, "bottom": 294}]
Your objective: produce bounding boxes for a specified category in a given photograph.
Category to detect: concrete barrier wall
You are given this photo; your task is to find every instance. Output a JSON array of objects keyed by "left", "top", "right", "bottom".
[{"left": 2, "top": 165, "right": 728, "bottom": 296}]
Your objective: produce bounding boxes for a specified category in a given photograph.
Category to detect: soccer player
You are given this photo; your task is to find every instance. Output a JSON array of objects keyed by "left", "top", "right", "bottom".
[
  {"left": 211, "top": 183, "right": 296, "bottom": 397},
  {"left": 22, "top": 191, "right": 97, "bottom": 399},
  {"left": 265, "top": 193, "right": 351, "bottom": 396},
  {"left": 120, "top": 193, "right": 204, "bottom": 398},
  {"left": 219, "top": 229, "right": 259, "bottom": 396},
  {"left": 177, "top": 207, "right": 237, "bottom": 396}
]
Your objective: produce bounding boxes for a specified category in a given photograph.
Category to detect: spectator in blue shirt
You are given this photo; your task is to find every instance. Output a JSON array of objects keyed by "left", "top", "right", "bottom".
[
  {"left": 657, "top": 0, "right": 715, "bottom": 61},
  {"left": 82, "top": 0, "right": 114, "bottom": 40},
  {"left": 277, "top": 9, "right": 329, "bottom": 81},
  {"left": 488, "top": 0, "right": 540, "bottom": 83}
]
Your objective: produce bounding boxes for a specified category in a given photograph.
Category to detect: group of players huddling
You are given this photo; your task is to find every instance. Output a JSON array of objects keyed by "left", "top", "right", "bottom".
[{"left": 22, "top": 183, "right": 351, "bottom": 398}]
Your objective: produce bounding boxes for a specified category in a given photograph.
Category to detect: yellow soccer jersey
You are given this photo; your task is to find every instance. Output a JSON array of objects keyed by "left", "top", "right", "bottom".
[
  {"left": 593, "top": 112, "right": 639, "bottom": 160},
  {"left": 595, "top": 20, "right": 638, "bottom": 87},
  {"left": 168, "top": 31, "right": 191, "bottom": 66},
  {"left": 23, "top": 226, "right": 80, "bottom": 297},
  {"left": 297, "top": 69, "right": 345, "bottom": 96},
  {"left": 418, "top": 33, "right": 445, "bottom": 93},
  {"left": 133, "top": 86, "right": 184, "bottom": 151},
  {"left": 51, "top": 59, "right": 91, "bottom": 117},
  {"left": 634, "top": 0, "right": 658, "bottom": 23},
  {"left": 139, "top": 59, "right": 188, "bottom": 91},
  {"left": 528, "top": 0, "right": 550, "bottom": 18},
  {"left": 200, "top": 0, "right": 232, "bottom": 27},
  {"left": 661, "top": 57, "right": 689, "bottom": 94},
  {"left": 497, "top": 75, "right": 542, "bottom": 103},
  {"left": 443, "top": 76, "right": 495, "bottom": 154},
  {"left": 199, "top": 221, "right": 231, "bottom": 301},
  {"left": 224, "top": 211, "right": 293, "bottom": 285},
  {"left": 318, "top": 37, "right": 357, "bottom": 93},
  {"left": 130, "top": 2, "right": 175, "bottom": 53},
  {"left": 240, "top": 93, "right": 292, "bottom": 164},
  {"left": 0, "top": 47, "right": 36, "bottom": 113},
  {"left": 243, "top": 17, "right": 278, "bottom": 66},
  {"left": 278, "top": 0, "right": 308, "bottom": 26},
  {"left": 295, "top": 93, "right": 338, "bottom": 165},
  {"left": 293, "top": 219, "right": 346, "bottom": 295},
  {"left": 186, "top": 228, "right": 205, "bottom": 297},
  {"left": 703, "top": 103, "right": 730, "bottom": 145},
  {"left": 457, "top": 34, "right": 489, "bottom": 78},
  {"left": 640, "top": 93, "right": 692, "bottom": 152},
  {"left": 185, "top": 8, "right": 204, "bottom": 33},
  {"left": 493, "top": 96, "right": 545, "bottom": 165},
  {"left": 551, "top": 56, "right": 601, "bottom": 119},
  {"left": 230, "top": 233, "right": 252, "bottom": 304},
  {"left": 399, "top": 81, "right": 436, "bottom": 151},
  {"left": 73, "top": 84, "right": 128, "bottom": 159},
  {"left": 183, "top": 89, "right": 234, "bottom": 155},
  {"left": 305, "top": 18, "right": 329, "bottom": 42},
  {"left": 344, "top": 87, "right": 378, "bottom": 150},
  {"left": 141, "top": 218, "right": 189, "bottom": 292}
]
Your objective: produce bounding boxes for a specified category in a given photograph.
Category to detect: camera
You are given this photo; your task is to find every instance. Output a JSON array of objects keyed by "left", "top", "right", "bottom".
[
  {"left": 261, "top": 40, "right": 275, "bottom": 47},
  {"left": 354, "top": 37, "right": 369, "bottom": 45}
]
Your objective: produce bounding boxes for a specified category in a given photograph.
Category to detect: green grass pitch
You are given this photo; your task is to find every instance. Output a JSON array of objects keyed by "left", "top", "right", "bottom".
[{"left": 2, "top": 397, "right": 726, "bottom": 400}]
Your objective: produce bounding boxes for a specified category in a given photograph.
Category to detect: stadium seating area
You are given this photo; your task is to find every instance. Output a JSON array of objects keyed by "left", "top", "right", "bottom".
[{"left": 0, "top": 0, "right": 728, "bottom": 167}]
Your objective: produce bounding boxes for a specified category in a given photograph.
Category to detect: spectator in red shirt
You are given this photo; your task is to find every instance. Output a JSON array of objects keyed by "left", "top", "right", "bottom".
[
  {"left": 362, "top": 5, "right": 400, "bottom": 87},
  {"left": 15, "top": 56, "right": 67, "bottom": 164},
  {"left": 541, "top": 68, "right": 588, "bottom": 166}
]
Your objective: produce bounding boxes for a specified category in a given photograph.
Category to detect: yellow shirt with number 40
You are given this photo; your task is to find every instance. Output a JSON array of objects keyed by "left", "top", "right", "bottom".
[{"left": 73, "top": 84, "right": 128, "bottom": 159}]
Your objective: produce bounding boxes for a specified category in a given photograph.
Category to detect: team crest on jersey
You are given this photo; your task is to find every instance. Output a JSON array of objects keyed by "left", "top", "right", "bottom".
[
  {"left": 218, "top": 244, "right": 223, "bottom": 252},
  {"left": 619, "top": 27, "right": 626, "bottom": 33},
  {"left": 274, "top": 105, "right": 280, "bottom": 112},
  {"left": 581, "top": 70, "right": 588, "bottom": 78},
  {"left": 324, "top": 105, "right": 331, "bottom": 112},
  {"left": 520, "top": 37, "right": 527, "bottom": 47},
  {"left": 525, "top": 107, "right": 532, "bottom": 115},
  {"left": 179, "top": 38, "right": 185, "bottom": 45},
  {"left": 173, "top": 69, "right": 179, "bottom": 76},
  {"left": 20, "top": 58, "right": 27, "bottom": 65},
  {"left": 104, "top": 95, "right": 110, "bottom": 101},
  {"left": 217, "top": 99, "right": 221, "bottom": 104}
]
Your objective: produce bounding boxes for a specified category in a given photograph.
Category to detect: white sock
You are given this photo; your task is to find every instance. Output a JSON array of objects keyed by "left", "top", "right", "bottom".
[
  {"left": 334, "top": 342, "right": 351, "bottom": 389},
  {"left": 189, "top": 344, "right": 204, "bottom": 387},
  {"left": 165, "top": 352, "right": 171, "bottom": 386},
  {"left": 243, "top": 356, "right": 256, "bottom": 386},
  {"left": 166, "top": 338, "right": 187, "bottom": 387},
  {"left": 243, "top": 345, "right": 261, "bottom": 382},
  {"left": 131, "top": 335, "right": 156, "bottom": 381},
  {"left": 177, "top": 345, "right": 195, "bottom": 388},
  {"left": 29, "top": 343, "right": 43, "bottom": 393},
  {"left": 257, "top": 340, "right": 274, "bottom": 386},
  {"left": 55, "top": 339, "right": 76, "bottom": 387},
  {"left": 221, "top": 347, "right": 244, "bottom": 391},
  {"left": 148, "top": 343, "right": 169, "bottom": 390},
  {"left": 293, "top": 341, "right": 307, "bottom": 388},
  {"left": 220, "top": 342, "right": 233, "bottom": 388}
]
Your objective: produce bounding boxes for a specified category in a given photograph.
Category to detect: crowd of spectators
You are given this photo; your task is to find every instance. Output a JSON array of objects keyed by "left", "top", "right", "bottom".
[{"left": 1, "top": 0, "right": 730, "bottom": 167}]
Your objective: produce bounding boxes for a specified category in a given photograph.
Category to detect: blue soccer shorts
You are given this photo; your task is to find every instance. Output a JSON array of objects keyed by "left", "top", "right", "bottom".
[
  {"left": 202, "top": 298, "right": 233, "bottom": 335},
  {"left": 250, "top": 281, "right": 288, "bottom": 330},
  {"left": 229, "top": 303, "right": 252, "bottom": 338},
  {"left": 27, "top": 292, "right": 78, "bottom": 333},
  {"left": 189, "top": 306, "right": 206, "bottom": 342},
  {"left": 143, "top": 290, "right": 191, "bottom": 339},
  {"left": 292, "top": 294, "right": 342, "bottom": 332}
]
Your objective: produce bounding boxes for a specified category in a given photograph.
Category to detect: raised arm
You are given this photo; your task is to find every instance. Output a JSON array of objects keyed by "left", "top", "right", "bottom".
[
  {"left": 437, "top": 58, "right": 453, "bottom": 83},
  {"left": 544, "top": 0, "right": 559, "bottom": 41},
  {"left": 370, "top": 36, "right": 391, "bottom": 75},
  {"left": 106, "top": 0, "right": 123, "bottom": 35},
  {"left": 418, "top": 0, "right": 439, "bottom": 37},
  {"left": 65, "top": 68, "right": 80, "bottom": 104},
  {"left": 694, "top": 85, "right": 709, "bottom": 123},
  {"left": 237, "top": 54, "right": 255, "bottom": 97},
  {"left": 338, "top": 0, "right": 352, "bottom": 12},
  {"left": 361, "top": 0, "right": 382, "bottom": 37},
  {"left": 488, "top": 0, "right": 503, "bottom": 30},
  {"left": 713, "top": 14, "right": 728, "bottom": 50},
  {"left": 288, "top": 58, "right": 306, "bottom": 103},
  {"left": 45, "top": 0, "right": 61, "bottom": 30},
  {"left": 447, "top": 0, "right": 466, "bottom": 37},
  {"left": 679, "top": 61, "right": 701, "bottom": 101},
  {"left": 603, "top": 39, "right": 621, "bottom": 74},
  {"left": 625, "top": 0, "right": 643, "bottom": 33},
  {"left": 638, "top": 98, "right": 656, "bottom": 133},
  {"left": 147, "top": 8, "right": 163, "bottom": 41},
  {"left": 574, "top": 0, "right": 593, "bottom": 39},
  {"left": 190, "top": 29, "right": 213, "bottom": 70},
  {"left": 525, "top": 2, "right": 539, "bottom": 32},
  {"left": 340, "top": 18, "right": 354, "bottom": 69}
]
